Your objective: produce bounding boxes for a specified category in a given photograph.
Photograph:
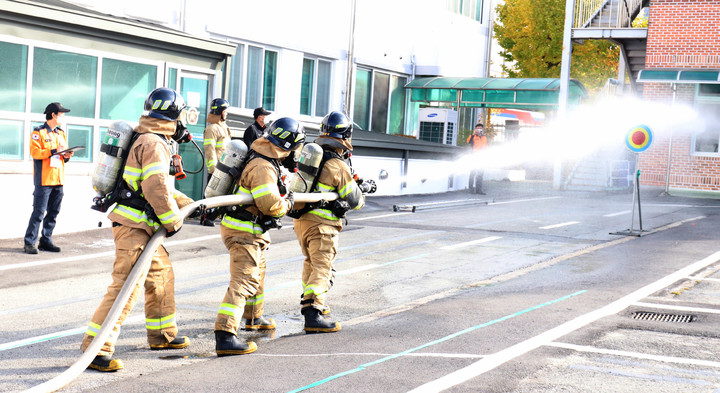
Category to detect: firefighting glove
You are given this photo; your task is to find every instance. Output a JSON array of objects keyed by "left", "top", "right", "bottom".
[
  {"left": 188, "top": 204, "right": 206, "bottom": 219},
  {"left": 329, "top": 200, "right": 351, "bottom": 218},
  {"left": 285, "top": 191, "right": 295, "bottom": 210},
  {"left": 166, "top": 226, "right": 181, "bottom": 238}
]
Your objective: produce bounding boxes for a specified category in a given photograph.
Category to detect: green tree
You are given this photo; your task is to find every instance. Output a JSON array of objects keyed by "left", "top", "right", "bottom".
[{"left": 495, "top": 0, "right": 619, "bottom": 95}]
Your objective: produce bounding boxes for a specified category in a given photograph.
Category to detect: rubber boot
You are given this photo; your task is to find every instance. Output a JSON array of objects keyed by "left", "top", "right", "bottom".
[
  {"left": 244, "top": 316, "right": 276, "bottom": 330},
  {"left": 302, "top": 307, "right": 341, "bottom": 333},
  {"left": 88, "top": 355, "right": 123, "bottom": 372},
  {"left": 150, "top": 336, "right": 190, "bottom": 350},
  {"left": 215, "top": 331, "right": 257, "bottom": 357}
]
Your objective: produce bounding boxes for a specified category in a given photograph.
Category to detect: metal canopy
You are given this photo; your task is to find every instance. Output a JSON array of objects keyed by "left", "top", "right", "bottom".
[
  {"left": 405, "top": 77, "right": 589, "bottom": 110},
  {"left": 637, "top": 69, "right": 720, "bottom": 84}
]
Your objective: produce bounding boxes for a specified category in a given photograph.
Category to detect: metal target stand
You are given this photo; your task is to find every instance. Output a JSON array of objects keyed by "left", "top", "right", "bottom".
[{"left": 611, "top": 125, "right": 653, "bottom": 237}]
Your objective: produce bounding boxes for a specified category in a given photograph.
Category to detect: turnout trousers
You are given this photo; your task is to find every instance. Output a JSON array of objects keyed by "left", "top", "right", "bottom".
[
  {"left": 81, "top": 225, "right": 178, "bottom": 356},
  {"left": 293, "top": 219, "right": 339, "bottom": 311},
  {"left": 215, "top": 226, "right": 268, "bottom": 334}
]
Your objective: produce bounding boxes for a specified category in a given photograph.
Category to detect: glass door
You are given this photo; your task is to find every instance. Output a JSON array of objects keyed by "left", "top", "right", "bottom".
[{"left": 176, "top": 73, "right": 210, "bottom": 201}]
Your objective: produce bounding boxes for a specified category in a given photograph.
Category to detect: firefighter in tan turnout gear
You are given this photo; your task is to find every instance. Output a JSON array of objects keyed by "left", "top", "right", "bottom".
[
  {"left": 200, "top": 98, "right": 232, "bottom": 226},
  {"left": 214, "top": 117, "right": 305, "bottom": 356},
  {"left": 81, "top": 88, "right": 196, "bottom": 372},
  {"left": 289, "top": 111, "right": 372, "bottom": 333}
]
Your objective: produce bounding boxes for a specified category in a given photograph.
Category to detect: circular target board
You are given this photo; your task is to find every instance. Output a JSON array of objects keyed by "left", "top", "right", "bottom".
[{"left": 626, "top": 125, "right": 653, "bottom": 153}]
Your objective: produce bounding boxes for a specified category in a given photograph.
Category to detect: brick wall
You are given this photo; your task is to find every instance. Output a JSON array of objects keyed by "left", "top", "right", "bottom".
[{"left": 640, "top": 0, "right": 720, "bottom": 192}]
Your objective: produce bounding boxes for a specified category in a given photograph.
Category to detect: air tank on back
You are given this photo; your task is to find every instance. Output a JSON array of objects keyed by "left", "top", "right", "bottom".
[
  {"left": 204, "top": 139, "right": 249, "bottom": 198},
  {"left": 289, "top": 142, "right": 324, "bottom": 193},
  {"left": 91, "top": 120, "right": 135, "bottom": 196}
]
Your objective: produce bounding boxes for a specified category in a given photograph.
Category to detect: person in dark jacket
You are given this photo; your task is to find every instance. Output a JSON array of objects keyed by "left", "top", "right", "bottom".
[{"left": 242, "top": 107, "right": 271, "bottom": 148}]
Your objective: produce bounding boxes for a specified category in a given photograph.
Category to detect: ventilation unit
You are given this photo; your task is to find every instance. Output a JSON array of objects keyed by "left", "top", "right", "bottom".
[{"left": 418, "top": 108, "right": 458, "bottom": 145}]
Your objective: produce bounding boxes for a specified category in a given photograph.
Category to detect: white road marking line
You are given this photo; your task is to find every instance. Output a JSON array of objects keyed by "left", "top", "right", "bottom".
[
  {"left": 337, "top": 264, "right": 382, "bottom": 275},
  {"left": 548, "top": 342, "right": 720, "bottom": 368},
  {"left": 0, "top": 234, "right": 222, "bottom": 272},
  {"left": 539, "top": 221, "right": 580, "bottom": 230},
  {"left": 408, "top": 249, "right": 720, "bottom": 393},
  {"left": 632, "top": 301, "right": 720, "bottom": 315},
  {"left": 352, "top": 212, "right": 413, "bottom": 221},
  {"left": 256, "top": 352, "right": 485, "bottom": 359},
  {"left": 487, "top": 196, "right": 562, "bottom": 206},
  {"left": 604, "top": 210, "right": 632, "bottom": 217},
  {"left": 440, "top": 236, "right": 502, "bottom": 250}
]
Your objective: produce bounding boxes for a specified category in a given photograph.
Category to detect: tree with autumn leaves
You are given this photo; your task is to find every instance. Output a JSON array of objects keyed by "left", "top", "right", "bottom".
[{"left": 494, "top": 0, "right": 619, "bottom": 96}]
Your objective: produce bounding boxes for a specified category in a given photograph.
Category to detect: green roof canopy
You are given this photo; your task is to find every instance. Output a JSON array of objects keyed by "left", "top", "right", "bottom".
[
  {"left": 637, "top": 69, "right": 720, "bottom": 84},
  {"left": 405, "top": 77, "right": 589, "bottom": 110}
]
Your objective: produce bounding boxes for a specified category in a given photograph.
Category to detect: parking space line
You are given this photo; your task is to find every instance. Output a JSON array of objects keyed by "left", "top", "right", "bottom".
[
  {"left": 539, "top": 221, "right": 580, "bottom": 230},
  {"left": 440, "top": 236, "right": 502, "bottom": 250},
  {"left": 549, "top": 341, "right": 720, "bottom": 368},
  {"left": 408, "top": 249, "right": 720, "bottom": 393}
]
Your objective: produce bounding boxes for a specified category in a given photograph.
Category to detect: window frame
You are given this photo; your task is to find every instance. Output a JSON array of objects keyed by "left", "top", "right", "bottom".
[
  {"left": 226, "top": 42, "right": 279, "bottom": 111},
  {"left": 691, "top": 83, "right": 720, "bottom": 157},
  {"left": 352, "top": 66, "right": 410, "bottom": 134},
  {"left": 300, "top": 56, "right": 333, "bottom": 117}
]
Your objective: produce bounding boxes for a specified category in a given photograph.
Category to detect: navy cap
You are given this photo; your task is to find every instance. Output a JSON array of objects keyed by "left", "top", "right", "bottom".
[
  {"left": 44, "top": 102, "right": 71, "bottom": 115},
  {"left": 253, "top": 107, "right": 271, "bottom": 118}
]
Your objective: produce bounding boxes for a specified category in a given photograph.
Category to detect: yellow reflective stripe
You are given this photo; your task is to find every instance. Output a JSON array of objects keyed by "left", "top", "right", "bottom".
[
  {"left": 146, "top": 313, "right": 176, "bottom": 330},
  {"left": 123, "top": 166, "right": 141, "bottom": 191},
  {"left": 251, "top": 183, "right": 273, "bottom": 198},
  {"left": 309, "top": 208, "right": 338, "bottom": 221},
  {"left": 85, "top": 322, "right": 102, "bottom": 337},
  {"left": 221, "top": 215, "right": 264, "bottom": 234},
  {"left": 203, "top": 138, "right": 214, "bottom": 146},
  {"left": 207, "top": 159, "right": 217, "bottom": 167},
  {"left": 339, "top": 181, "right": 354, "bottom": 198},
  {"left": 234, "top": 186, "right": 252, "bottom": 196},
  {"left": 316, "top": 182, "right": 335, "bottom": 192},
  {"left": 142, "top": 161, "right": 165, "bottom": 180},
  {"left": 218, "top": 302, "right": 240, "bottom": 317},
  {"left": 303, "top": 285, "right": 323, "bottom": 296},
  {"left": 246, "top": 294, "right": 264, "bottom": 306},
  {"left": 216, "top": 140, "right": 224, "bottom": 148},
  {"left": 156, "top": 209, "right": 178, "bottom": 225},
  {"left": 112, "top": 205, "right": 160, "bottom": 229}
]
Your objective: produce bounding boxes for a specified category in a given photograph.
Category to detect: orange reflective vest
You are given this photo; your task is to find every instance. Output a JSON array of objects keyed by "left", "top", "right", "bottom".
[
  {"left": 30, "top": 123, "right": 68, "bottom": 186},
  {"left": 467, "top": 134, "right": 487, "bottom": 151}
]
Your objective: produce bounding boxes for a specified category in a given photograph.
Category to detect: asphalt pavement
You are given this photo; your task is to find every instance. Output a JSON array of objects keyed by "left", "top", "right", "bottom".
[{"left": 4, "top": 179, "right": 720, "bottom": 392}]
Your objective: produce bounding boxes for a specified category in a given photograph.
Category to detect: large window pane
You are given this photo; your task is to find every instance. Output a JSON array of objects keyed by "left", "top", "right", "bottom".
[
  {"left": 300, "top": 59, "right": 314, "bottom": 116},
  {"left": 101, "top": 58, "right": 156, "bottom": 120},
  {"left": 32, "top": 48, "right": 97, "bottom": 118},
  {"left": 388, "top": 75, "right": 407, "bottom": 135},
  {"left": 263, "top": 50, "right": 277, "bottom": 111},
  {"left": 66, "top": 124, "right": 92, "bottom": 162},
  {"left": 167, "top": 68, "right": 177, "bottom": 89},
  {"left": 228, "top": 44, "right": 245, "bottom": 107},
  {"left": 245, "top": 46, "right": 262, "bottom": 109},
  {"left": 353, "top": 69, "right": 372, "bottom": 130},
  {"left": 315, "top": 60, "right": 331, "bottom": 117},
  {"left": 371, "top": 72, "right": 390, "bottom": 133},
  {"left": 694, "top": 102, "right": 720, "bottom": 154},
  {"left": 0, "top": 42, "right": 27, "bottom": 112},
  {"left": 0, "top": 120, "right": 23, "bottom": 159}
]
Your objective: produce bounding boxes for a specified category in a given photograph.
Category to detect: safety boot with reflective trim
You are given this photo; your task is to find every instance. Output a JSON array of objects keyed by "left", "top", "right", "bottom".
[
  {"left": 150, "top": 336, "right": 190, "bottom": 350},
  {"left": 244, "top": 316, "right": 276, "bottom": 330},
  {"left": 302, "top": 307, "right": 341, "bottom": 333},
  {"left": 88, "top": 355, "right": 123, "bottom": 372},
  {"left": 215, "top": 331, "right": 257, "bottom": 357},
  {"left": 319, "top": 305, "right": 331, "bottom": 315}
]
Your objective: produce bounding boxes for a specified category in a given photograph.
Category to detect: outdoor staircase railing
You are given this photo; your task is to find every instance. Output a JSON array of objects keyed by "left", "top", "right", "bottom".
[{"left": 574, "top": 0, "right": 644, "bottom": 29}]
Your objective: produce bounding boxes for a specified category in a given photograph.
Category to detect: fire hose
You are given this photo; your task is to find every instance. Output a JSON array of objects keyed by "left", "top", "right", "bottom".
[{"left": 25, "top": 192, "right": 338, "bottom": 393}]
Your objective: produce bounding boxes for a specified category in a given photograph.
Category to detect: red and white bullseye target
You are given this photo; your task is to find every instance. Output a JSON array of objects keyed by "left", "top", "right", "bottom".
[{"left": 626, "top": 125, "right": 653, "bottom": 153}]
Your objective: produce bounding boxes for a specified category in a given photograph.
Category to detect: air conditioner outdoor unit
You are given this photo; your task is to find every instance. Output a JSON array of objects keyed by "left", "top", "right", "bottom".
[{"left": 417, "top": 108, "right": 458, "bottom": 145}]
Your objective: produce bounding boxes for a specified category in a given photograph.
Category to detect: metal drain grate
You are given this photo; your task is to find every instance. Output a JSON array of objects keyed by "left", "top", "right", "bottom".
[{"left": 632, "top": 311, "right": 694, "bottom": 323}]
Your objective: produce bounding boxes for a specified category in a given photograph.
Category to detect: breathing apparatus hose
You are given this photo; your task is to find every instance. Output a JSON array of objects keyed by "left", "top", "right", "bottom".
[
  {"left": 182, "top": 139, "right": 205, "bottom": 175},
  {"left": 26, "top": 192, "right": 339, "bottom": 393}
]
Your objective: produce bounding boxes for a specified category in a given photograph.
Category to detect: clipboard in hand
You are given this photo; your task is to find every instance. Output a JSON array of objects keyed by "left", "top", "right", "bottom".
[{"left": 54, "top": 146, "right": 85, "bottom": 155}]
